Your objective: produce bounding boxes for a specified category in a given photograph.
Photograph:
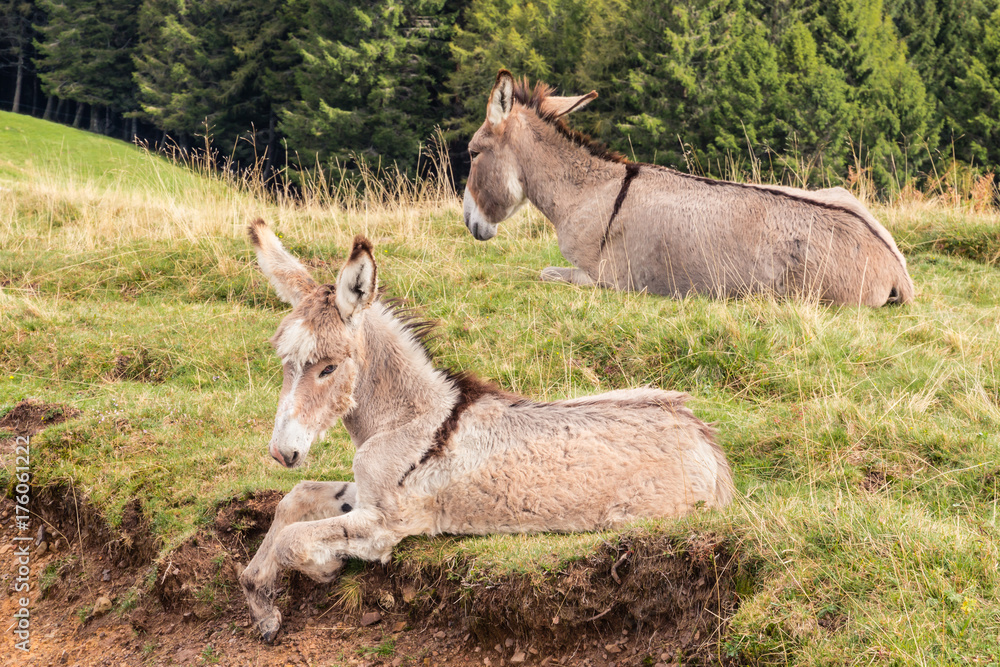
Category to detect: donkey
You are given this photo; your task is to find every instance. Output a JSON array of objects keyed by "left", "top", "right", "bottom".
[
  {"left": 239, "top": 219, "right": 734, "bottom": 642},
  {"left": 462, "top": 70, "right": 915, "bottom": 307}
]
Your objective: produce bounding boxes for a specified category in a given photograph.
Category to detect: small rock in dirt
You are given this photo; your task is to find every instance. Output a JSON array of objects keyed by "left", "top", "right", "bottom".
[
  {"left": 551, "top": 615, "right": 560, "bottom": 625},
  {"left": 392, "top": 621, "right": 407, "bottom": 632},
  {"left": 392, "top": 659, "right": 404, "bottom": 667},
  {"left": 654, "top": 663, "right": 667, "bottom": 667},
  {"left": 434, "top": 630, "right": 447, "bottom": 639},
  {"left": 102, "top": 569, "right": 111, "bottom": 582},
  {"left": 174, "top": 647, "right": 199, "bottom": 663},
  {"left": 92, "top": 595, "right": 112, "bottom": 616},
  {"left": 360, "top": 611, "right": 382, "bottom": 627},
  {"left": 529, "top": 647, "right": 538, "bottom": 655},
  {"left": 660, "top": 653, "right": 669, "bottom": 661},
  {"left": 483, "top": 659, "right": 492, "bottom": 666},
  {"left": 494, "top": 644, "right": 503, "bottom": 653},
  {"left": 605, "top": 643, "right": 621, "bottom": 654},
  {"left": 505, "top": 638, "right": 515, "bottom": 648},
  {"left": 402, "top": 585, "right": 417, "bottom": 603},
  {"left": 510, "top": 651, "right": 527, "bottom": 664},
  {"left": 0, "top": 544, "right": 12, "bottom": 555},
  {"left": 36, "top": 541, "right": 47, "bottom": 557}
]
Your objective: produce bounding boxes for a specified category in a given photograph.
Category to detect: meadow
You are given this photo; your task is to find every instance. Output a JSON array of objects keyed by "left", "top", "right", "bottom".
[{"left": 1, "top": 109, "right": 999, "bottom": 664}]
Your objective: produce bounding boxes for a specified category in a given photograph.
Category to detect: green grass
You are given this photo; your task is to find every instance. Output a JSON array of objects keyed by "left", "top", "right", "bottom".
[
  {"left": 2, "top": 117, "right": 1000, "bottom": 664},
  {"left": 0, "top": 110, "right": 207, "bottom": 191}
]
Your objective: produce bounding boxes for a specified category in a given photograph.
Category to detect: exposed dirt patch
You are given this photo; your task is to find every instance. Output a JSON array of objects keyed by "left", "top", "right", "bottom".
[
  {"left": 1, "top": 491, "right": 743, "bottom": 666},
  {"left": 214, "top": 490, "right": 283, "bottom": 562},
  {"left": 0, "top": 400, "right": 81, "bottom": 454},
  {"left": 0, "top": 400, "right": 81, "bottom": 438},
  {"left": 109, "top": 349, "right": 169, "bottom": 383},
  {"left": 861, "top": 468, "right": 888, "bottom": 493}
]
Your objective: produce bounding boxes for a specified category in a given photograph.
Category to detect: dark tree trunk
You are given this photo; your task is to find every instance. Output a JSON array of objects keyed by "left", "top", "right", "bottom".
[
  {"left": 43, "top": 95, "right": 55, "bottom": 120},
  {"left": 12, "top": 52, "right": 24, "bottom": 114},
  {"left": 89, "top": 105, "right": 102, "bottom": 133},
  {"left": 105, "top": 106, "right": 112, "bottom": 135},
  {"left": 73, "top": 103, "right": 86, "bottom": 128},
  {"left": 56, "top": 97, "right": 66, "bottom": 123}
]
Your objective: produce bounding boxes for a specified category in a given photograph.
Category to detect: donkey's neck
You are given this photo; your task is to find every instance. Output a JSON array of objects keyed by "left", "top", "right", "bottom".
[
  {"left": 341, "top": 303, "right": 455, "bottom": 446},
  {"left": 512, "top": 114, "right": 627, "bottom": 263}
]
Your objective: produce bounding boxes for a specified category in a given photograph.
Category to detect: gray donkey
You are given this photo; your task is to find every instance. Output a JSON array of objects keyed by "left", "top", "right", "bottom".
[
  {"left": 462, "top": 70, "right": 915, "bottom": 307},
  {"left": 239, "top": 219, "right": 734, "bottom": 642}
]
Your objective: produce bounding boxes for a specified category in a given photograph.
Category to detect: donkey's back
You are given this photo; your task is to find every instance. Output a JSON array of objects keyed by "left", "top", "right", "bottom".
[
  {"left": 413, "top": 388, "right": 733, "bottom": 536},
  {"left": 612, "top": 169, "right": 915, "bottom": 306}
]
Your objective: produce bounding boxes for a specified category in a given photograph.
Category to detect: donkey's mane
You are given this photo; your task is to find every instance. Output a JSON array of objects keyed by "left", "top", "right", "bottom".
[
  {"left": 511, "top": 78, "right": 627, "bottom": 164},
  {"left": 380, "top": 295, "right": 518, "bottom": 451}
]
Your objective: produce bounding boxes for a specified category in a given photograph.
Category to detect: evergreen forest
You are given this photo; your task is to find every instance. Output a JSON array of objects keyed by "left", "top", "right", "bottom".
[{"left": 2, "top": 0, "right": 999, "bottom": 193}]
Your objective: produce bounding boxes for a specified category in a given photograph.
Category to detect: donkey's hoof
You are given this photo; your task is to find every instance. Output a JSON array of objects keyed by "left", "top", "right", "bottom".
[
  {"left": 257, "top": 609, "right": 282, "bottom": 644},
  {"left": 540, "top": 266, "right": 569, "bottom": 283}
]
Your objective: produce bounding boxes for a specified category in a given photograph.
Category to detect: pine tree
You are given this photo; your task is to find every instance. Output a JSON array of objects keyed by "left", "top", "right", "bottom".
[
  {"left": 447, "top": 0, "right": 593, "bottom": 137},
  {"left": 952, "top": 4, "right": 1000, "bottom": 166},
  {"left": 34, "top": 0, "right": 141, "bottom": 132},
  {"left": 132, "top": 0, "right": 235, "bottom": 146},
  {"left": 804, "top": 0, "right": 931, "bottom": 188},
  {"left": 218, "top": 0, "right": 298, "bottom": 175},
  {"left": 889, "top": 0, "right": 998, "bottom": 166},
  {"left": 0, "top": 0, "right": 43, "bottom": 114},
  {"left": 279, "top": 0, "right": 459, "bottom": 172}
]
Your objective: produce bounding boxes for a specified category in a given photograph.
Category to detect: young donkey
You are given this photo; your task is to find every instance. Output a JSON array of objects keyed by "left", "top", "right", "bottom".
[
  {"left": 463, "top": 70, "right": 915, "bottom": 306},
  {"left": 241, "top": 219, "right": 734, "bottom": 642}
]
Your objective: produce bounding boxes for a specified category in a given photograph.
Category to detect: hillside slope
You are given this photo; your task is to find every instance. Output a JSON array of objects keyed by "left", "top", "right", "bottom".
[{"left": 1, "top": 115, "right": 999, "bottom": 665}]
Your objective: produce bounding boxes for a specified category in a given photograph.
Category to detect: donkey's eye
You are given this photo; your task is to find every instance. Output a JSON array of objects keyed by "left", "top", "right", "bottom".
[
  {"left": 319, "top": 364, "right": 337, "bottom": 378},
  {"left": 469, "top": 149, "right": 480, "bottom": 160}
]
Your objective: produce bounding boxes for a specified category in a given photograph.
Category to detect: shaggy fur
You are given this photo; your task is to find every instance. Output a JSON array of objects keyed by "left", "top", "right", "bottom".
[
  {"left": 463, "top": 71, "right": 915, "bottom": 306},
  {"left": 238, "top": 221, "right": 735, "bottom": 642}
]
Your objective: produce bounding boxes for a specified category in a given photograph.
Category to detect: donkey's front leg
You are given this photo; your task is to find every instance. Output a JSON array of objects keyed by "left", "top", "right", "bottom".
[
  {"left": 272, "top": 510, "right": 399, "bottom": 585},
  {"left": 540, "top": 265, "right": 596, "bottom": 286},
  {"left": 239, "top": 481, "right": 357, "bottom": 642}
]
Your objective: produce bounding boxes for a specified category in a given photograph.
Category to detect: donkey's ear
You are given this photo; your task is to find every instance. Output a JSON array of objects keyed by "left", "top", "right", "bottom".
[
  {"left": 335, "top": 235, "right": 378, "bottom": 325},
  {"left": 539, "top": 91, "right": 598, "bottom": 119},
  {"left": 248, "top": 218, "right": 317, "bottom": 306},
  {"left": 487, "top": 69, "right": 515, "bottom": 125}
]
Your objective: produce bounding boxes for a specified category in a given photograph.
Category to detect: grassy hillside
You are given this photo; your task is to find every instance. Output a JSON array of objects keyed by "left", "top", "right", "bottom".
[{"left": 2, "top": 115, "right": 999, "bottom": 664}]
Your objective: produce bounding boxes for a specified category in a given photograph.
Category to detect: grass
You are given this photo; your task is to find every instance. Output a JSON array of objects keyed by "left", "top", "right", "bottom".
[{"left": 2, "top": 113, "right": 1000, "bottom": 664}]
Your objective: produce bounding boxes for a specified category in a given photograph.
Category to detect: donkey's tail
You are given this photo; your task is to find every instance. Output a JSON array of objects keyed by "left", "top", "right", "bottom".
[{"left": 884, "top": 264, "right": 916, "bottom": 305}]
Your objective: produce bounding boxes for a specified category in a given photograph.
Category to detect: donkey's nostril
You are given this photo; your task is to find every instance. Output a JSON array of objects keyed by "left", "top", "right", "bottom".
[{"left": 287, "top": 451, "right": 299, "bottom": 466}]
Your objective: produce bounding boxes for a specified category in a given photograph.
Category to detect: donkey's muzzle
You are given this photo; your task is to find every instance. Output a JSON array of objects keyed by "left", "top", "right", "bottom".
[
  {"left": 468, "top": 220, "right": 498, "bottom": 241},
  {"left": 463, "top": 188, "right": 499, "bottom": 241}
]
